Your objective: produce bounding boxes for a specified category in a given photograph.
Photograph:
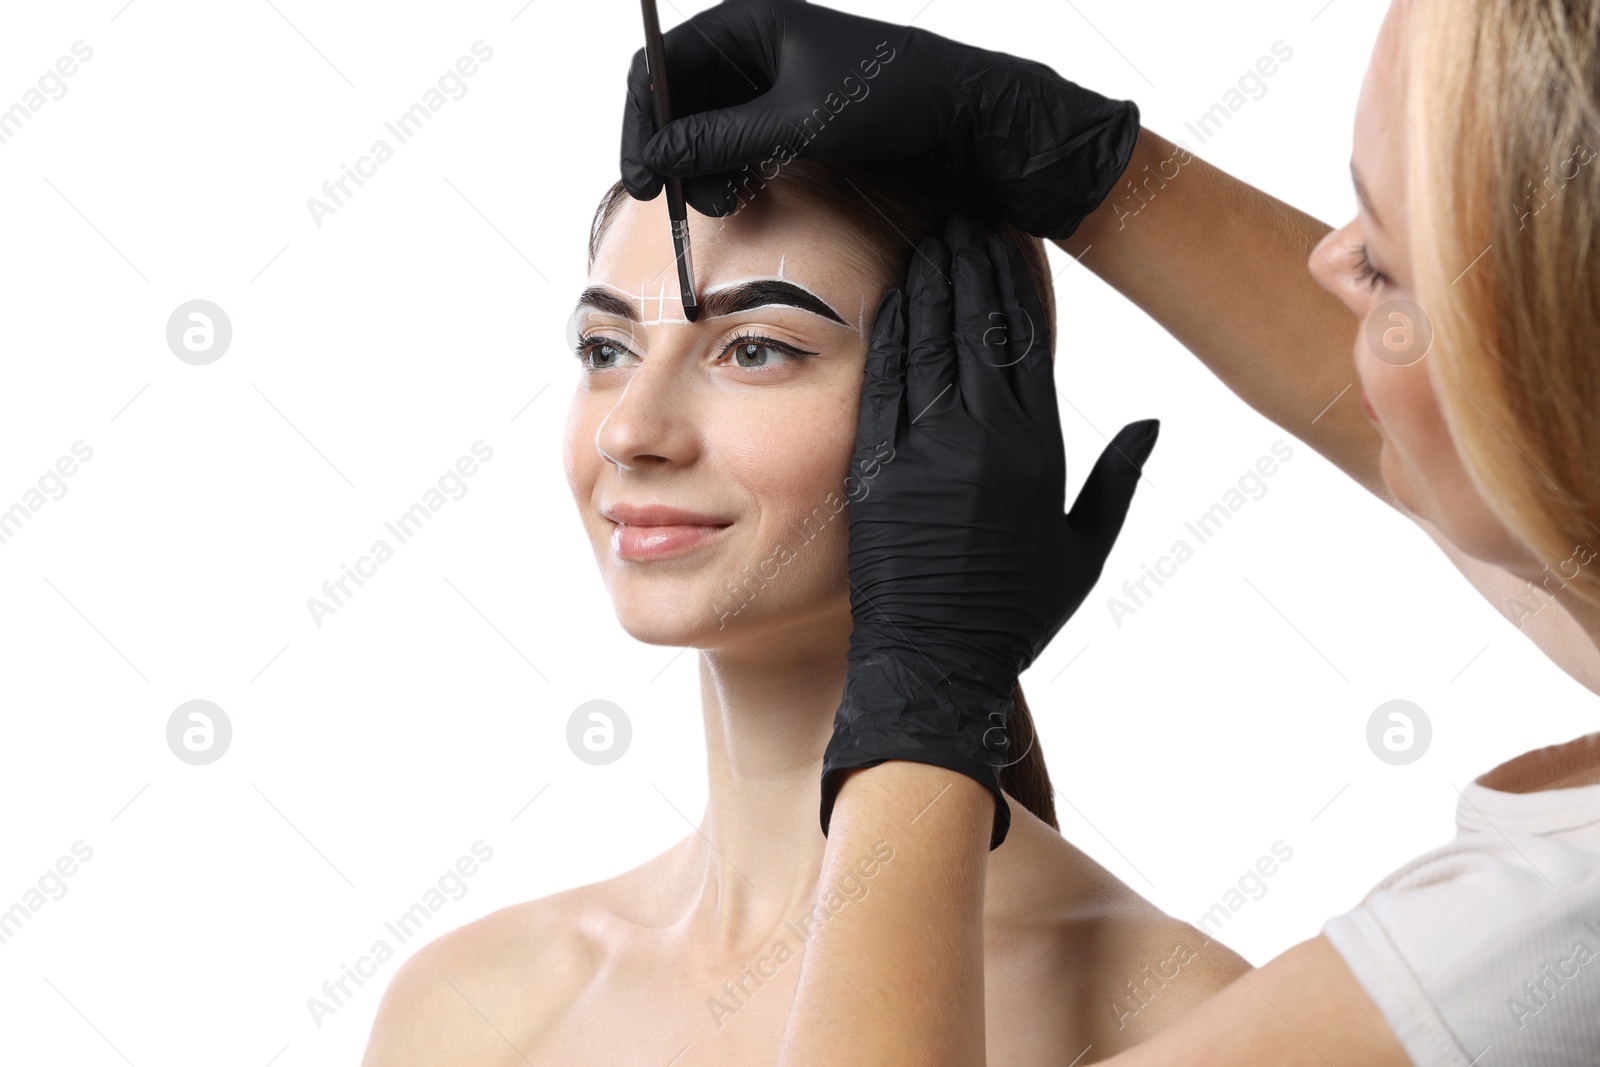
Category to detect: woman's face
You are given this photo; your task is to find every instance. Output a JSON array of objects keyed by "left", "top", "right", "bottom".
[
  {"left": 563, "top": 187, "right": 877, "bottom": 649},
  {"left": 1308, "top": 0, "right": 1531, "bottom": 569}
]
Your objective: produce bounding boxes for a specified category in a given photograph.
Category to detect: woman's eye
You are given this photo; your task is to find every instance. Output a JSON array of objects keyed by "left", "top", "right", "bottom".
[
  {"left": 721, "top": 337, "right": 817, "bottom": 372},
  {"left": 727, "top": 340, "right": 787, "bottom": 369},
  {"left": 574, "top": 334, "right": 816, "bottom": 373},
  {"left": 575, "top": 337, "right": 638, "bottom": 370},
  {"left": 1353, "top": 242, "right": 1389, "bottom": 291}
]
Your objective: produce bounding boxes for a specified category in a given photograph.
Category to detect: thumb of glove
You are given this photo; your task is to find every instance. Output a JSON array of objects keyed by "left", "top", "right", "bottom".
[{"left": 1065, "top": 418, "right": 1160, "bottom": 564}]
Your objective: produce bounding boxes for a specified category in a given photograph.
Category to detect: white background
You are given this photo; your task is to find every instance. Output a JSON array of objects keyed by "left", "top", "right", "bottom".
[{"left": 1, "top": 0, "right": 1594, "bottom": 1063}]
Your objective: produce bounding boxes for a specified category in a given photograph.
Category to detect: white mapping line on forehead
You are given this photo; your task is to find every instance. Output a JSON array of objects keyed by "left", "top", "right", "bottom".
[
  {"left": 642, "top": 277, "right": 691, "bottom": 327},
  {"left": 574, "top": 282, "right": 688, "bottom": 327}
]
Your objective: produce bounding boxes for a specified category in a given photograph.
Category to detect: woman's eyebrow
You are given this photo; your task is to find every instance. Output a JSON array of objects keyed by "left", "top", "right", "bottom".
[
  {"left": 1350, "top": 159, "right": 1385, "bottom": 233},
  {"left": 699, "top": 279, "right": 848, "bottom": 325},
  {"left": 573, "top": 286, "right": 638, "bottom": 320},
  {"left": 573, "top": 278, "right": 849, "bottom": 327}
]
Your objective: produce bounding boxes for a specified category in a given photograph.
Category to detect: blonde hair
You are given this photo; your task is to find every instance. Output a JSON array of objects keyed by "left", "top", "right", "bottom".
[{"left": 1406, "top": 0, "right": 1600, "bottom": 601}]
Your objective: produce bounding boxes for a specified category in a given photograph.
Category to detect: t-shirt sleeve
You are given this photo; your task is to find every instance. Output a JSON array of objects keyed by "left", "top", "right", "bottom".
[{"left": 1322, "top": 832, "right": 1600, "bottom": 1067}]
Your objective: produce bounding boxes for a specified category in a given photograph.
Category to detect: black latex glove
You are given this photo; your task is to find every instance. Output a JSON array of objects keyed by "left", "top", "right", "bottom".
[
  {"left": 621, "top": 0, "right": 1140, "bottom": 238},
  {"left": 820, "top": 213, "right": 1159, "bottom": 850}
]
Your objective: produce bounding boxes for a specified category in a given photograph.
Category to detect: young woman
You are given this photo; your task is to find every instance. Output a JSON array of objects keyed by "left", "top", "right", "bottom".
[
  {"left": 356, "top": 160, "right": 1248, "bottom": 1065},
  {"left": 605, "top": 0, "right": 1600, "bottom": 1063}
]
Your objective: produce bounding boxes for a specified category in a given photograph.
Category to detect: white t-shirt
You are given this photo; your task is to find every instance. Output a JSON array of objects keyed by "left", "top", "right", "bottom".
[{"left": 1322, "top": 733, "right": 1600, "bottom": 1066}]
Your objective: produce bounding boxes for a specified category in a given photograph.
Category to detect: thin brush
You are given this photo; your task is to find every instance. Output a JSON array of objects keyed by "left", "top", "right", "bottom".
[{"left": 639, "top": 0, "right": 699, "bottom": 322}]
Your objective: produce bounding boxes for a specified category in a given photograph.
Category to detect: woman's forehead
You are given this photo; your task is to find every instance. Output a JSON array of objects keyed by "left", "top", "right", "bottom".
[
  {"left": 1353, "top": 2, "right": 1408, "bottom": 209},
  {"left": 589, "top": 191, "right": 877, "bottom": 314}
]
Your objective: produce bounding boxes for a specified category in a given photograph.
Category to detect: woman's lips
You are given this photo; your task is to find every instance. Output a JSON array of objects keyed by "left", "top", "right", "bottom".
[
  {"left": 1361, "top": 389, "right": 1378, "bottom": 422},
  {"left": 610, "top": 520, "right": 730, "bottom": 561}
]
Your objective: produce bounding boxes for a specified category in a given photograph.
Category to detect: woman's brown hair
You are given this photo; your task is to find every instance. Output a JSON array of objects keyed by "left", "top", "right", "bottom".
[{"left": 587, "top": 158, "right": 1061, "bottom": 831}]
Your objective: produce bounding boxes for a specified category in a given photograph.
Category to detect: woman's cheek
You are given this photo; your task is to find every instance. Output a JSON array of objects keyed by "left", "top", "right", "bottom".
[
  {"left": 561, "top": 397, "right": 589, "bottom": 500},
  {"left": 730, "top": 389, "right": 860, "bottom": 550},
  {"left": 1363, "top": 343, "right": 1505, "bottom": 550},
  {"left": 735, "top": 413, "right": 843, "bottom": 504},
  {"left": 1361, "top": 356, "right": 1429, "bottom": 469},
  {"left": 564, "top": 389, "right": 612, "bottom": 481}
]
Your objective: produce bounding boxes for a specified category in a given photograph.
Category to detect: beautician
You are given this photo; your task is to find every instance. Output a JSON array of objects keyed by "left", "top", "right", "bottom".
[{"left": 618, "top": 0, "right": 1600, "bottom": 1062}]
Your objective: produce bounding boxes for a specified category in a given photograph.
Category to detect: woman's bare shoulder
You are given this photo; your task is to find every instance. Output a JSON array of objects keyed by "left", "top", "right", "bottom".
[
  {"left": 986, "top": 800, "right": 1253, "bottom": 1050},
  {"left": 360, "top": 849, "right": 684, "bottom": 1067}
]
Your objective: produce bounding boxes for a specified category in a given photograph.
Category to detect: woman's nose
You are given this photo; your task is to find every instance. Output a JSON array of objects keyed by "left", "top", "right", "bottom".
[
  {"left": 593, "top": 356, "right": 706, "bottom": 471},
  {"left": 1308, "top": 220, "right": 1367, "bottom": 312}
]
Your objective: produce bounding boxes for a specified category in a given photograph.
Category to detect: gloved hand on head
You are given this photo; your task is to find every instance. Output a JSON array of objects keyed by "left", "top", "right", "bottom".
[
  {"left": 619, "top": 0, "right": 1141, "bottom": 239},
  {"left": 820, "top": 212, "right": 1159, "bottom": 850}
]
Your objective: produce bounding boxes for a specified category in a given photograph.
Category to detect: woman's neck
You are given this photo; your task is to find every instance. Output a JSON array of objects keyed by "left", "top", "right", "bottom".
[
  {"left": 1477, "top": 570, "right": 1600, "bottom": 790},
  {"left": 683, "top": 605, "right": 852, "bottom": 949},
  {"left": 1539, "top": 570, "right": 1600, "bottom": 695}
]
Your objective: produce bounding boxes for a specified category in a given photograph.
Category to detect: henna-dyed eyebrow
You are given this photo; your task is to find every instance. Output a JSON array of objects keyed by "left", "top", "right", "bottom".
[
  {"left": 573, "top": 287, "right": 636, "bottom": 319},
  {"left": 575, "top": 279, "right": 848, "bottom": 325},
  {"left": 700, "top": 279, "right": 848, "bottom": 324}
]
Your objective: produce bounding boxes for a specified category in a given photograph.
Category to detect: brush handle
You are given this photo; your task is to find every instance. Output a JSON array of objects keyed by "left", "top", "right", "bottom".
[
  {"left": 640, "top": 0, "right": 695, "bottom": 316},
  {"left": 640, "top": 0, "right": 696, "bottom": 318},
  {"left": 639, "top": 0, "right": 683, "bottom": 224}
]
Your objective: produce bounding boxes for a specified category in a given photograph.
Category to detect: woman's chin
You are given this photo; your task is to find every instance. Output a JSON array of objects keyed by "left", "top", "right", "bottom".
[
  {"left": 1381, "top": 445, "right": 1536, "bottom": 570},
  {"left": 615, "top": 616, "right": 715, "bottom": 648},
  {"left": 1377, "top": 444, "right": 1416, "bottom": 511},
  {"left": 609, "top": 587, "right": 725, "bottom": 648}
]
